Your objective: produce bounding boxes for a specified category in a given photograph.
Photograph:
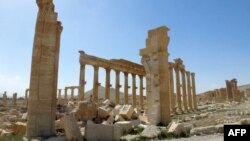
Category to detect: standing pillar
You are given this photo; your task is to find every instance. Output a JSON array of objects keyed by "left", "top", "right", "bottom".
[
  {"left": 93, "top": 65, "right": 99, "bottom": 103},
  {"left": 169, "top": 64, "right": 175, "bottom": 114},
  {"left": 186, "top": 71, "right": 193, "bottom": 111},
  {"left": 115, "top": 70, "right": 120, "bottom": 104},
  {"left": 132, "top": 74, "right": 137, "bottom": 108},
  {"left": 26, "top": 0, "right": 63, "bottom": 137},
  {"left": 124, "top": 72, "right": 129, "bottom": 104},
  {"left": 174, "top": 66, "right": 183, "bottom": 113},
  {"left": 191, "top": 73, "right": 198, "bottom": 110},
  {"left": 64, "top": 88, "right": 68, "bottom": 104},
  {"left": 105, "top": 68, "right": 111, "bottom": 100},
  {"left": 12, "top": 93, "right": 17, "bottom": 105},
  {"left": 226, "top": 80, "right": 233, "bottom": 102},
  {"left": 181, "top": 69, "right": 188, "bottom": 112},
  {"left": 25, "top": 89, "right": 29, "bottom": 108},
  {"left": 3, "top": 91, "right": 7, "bottom": 106},
  {"left": 71, "top": 88, "right": 74, "bottom": 100},
  {"left": 139, "top": 75, "right": 144, "bottom": 109},
  {"left": 78, "top": 64, "right": 86, "bottom": 101},
  {"left": 58, "top": 89, "right": 62, "bottom": 104}
]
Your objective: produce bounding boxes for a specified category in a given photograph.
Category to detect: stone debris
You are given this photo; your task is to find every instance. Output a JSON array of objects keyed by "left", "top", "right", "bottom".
[{"left": 61, "top": 115, "right": 83, "bottom": 141}]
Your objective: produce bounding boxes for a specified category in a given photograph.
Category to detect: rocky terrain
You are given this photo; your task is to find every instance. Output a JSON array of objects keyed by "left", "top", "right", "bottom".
[{"left": 0, "top": 96, "right": 249, "bottom": 141}]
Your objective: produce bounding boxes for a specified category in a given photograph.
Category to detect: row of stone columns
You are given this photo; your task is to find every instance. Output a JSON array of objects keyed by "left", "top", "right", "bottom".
[
  {"left": 169, "top": 59, "right": 198, "bottom": 114},
  {"left": 78, "top": 64, "right": 145, "bottom": 108},
  {"left": 226, "top": 79, "right": 240, "bottom": 102}
]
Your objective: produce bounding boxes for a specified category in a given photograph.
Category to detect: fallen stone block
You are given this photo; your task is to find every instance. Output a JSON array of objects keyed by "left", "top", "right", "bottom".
[
  {"left": 10, "top": 122, "right": 26, "bottom": 135},
  {"left": 140, "top": 125, "right": 163, "bottom": 138},
  {"left": 115, "top": 121, "right": 133, "bottom": 134},
  {"left": 167, "top": 122, "right": 184, "bottom": 136},
  {"left": 61, "top": 115, "right": 83, "bottom": 141},
  {"left": 190, "top": 126, "right": 217, "bottom": 135},
  {"left": 98, "top": 106, "right": 112, "bottom": 118},
  {"left": 85, "top": 122, "right": 121, "bottom": 141},
  {"left": 119, "top": 105, "right": 134, "bottom": 120}
]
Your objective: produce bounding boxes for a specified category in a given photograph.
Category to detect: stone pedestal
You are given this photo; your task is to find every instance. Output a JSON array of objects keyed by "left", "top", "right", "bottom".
[
  {"left": 140, "top": 26, "right": 171, "bottom": 125},
  {"left": 26, "top": 0, "right": 63, "bottom": 138}
]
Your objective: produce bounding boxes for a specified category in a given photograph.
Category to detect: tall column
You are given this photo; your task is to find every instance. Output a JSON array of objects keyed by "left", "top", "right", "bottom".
[
  {"left": 191, "top": 73, "right": 198, "bottom": 110},
  {"left": 64, "top": 88, "right": 68, "bottom": 104},
  {"left": 25, "top": 89, "right": 29, "bottom": 108},
  {"left": 105, "top": 68, "right": 111, "bottom": 100},
  {"left": 71, "top": 88, "right": 74, "bottom": 100},
  {"left": 124, "top": 72, "right": 129, "bottom": 104},
  {"left": 132, "top": 74, "right": 137, "bottom": 108},
  {"left": 78, "top": 64, "right": 86, "bottom": 101},
  {"left": 181, "top": 69, "right": 188, "bottom": 112},
  {"left": 12, "top": 93, "right": 17, "bottom": 105},
  {"left": 27, "top": 0, "right": 63, "bottom": 138},
  {"left": 93, "top": 65, "right": 99, "bottom": 103},
  {"left": 169, "top": 64, "right": 175, "bottom": 114},
  {"left": 226, "top": 80, "right": 233, "bottom": 102},
  {"left": 115, "top": 70, "right": 120, "bottom": 104},
  {"left": 3, "top": 91, "right": 7, "bottom": 106},
  {"left": 174, "top": 66, "right": 183, "bottom": 113},
  {"left": 186, "top": 71, "right": 193, "bottom": 111},
  {"left": 139, "top": 75, "right": 144, "bottom": 109},
  {"left": 58, "top": 89, "right": 62, "bottom": 104}
]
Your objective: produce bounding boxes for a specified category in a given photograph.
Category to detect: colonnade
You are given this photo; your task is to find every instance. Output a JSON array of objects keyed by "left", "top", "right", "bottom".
[{"left": 169, "top": 58, "right": 198, "bottom": 113}]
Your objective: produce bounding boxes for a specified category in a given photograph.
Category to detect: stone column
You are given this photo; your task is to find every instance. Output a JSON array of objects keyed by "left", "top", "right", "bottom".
[
  {"left": 105, "top": 68, "right": 111, "bottom": 100},
  {"left": 25, "top": 89, "right": 29, "bottom": 108},
  {"left": 12, "top": 93, "right": 17, "bottom": 105},
  {"left": 174, "top": 65, "right": 183, "bottom": 113},
  {"left": 181, "top": 68, "right": 188, "bottom": 112},
  {"left": 78, "top": 64, "right": 86, "bottom": 101},
  {"left": 140, "top": 26, "right": 171, "bottom": 125},
  {"left": 3, "top": 91, "right": 7, "bottom": 106},
  {"left": 169, "top": 63, "right": 175, "bottom": 114},
  {"left": 93, "top": 65, "right": 99, "bottom": 103},
  {"left": 191, "top": 73, "right": 198, "bottom": 110},
  {"left": 27, "top": 0, "right": 63, "bottom": 138},
  {"left": 132, "top": 74, "right": 137, "bottom": 108},
  {"left": 124, "top": 72, "right": 129, "bottom": 104},
  {"left": 115, "top": 70, "right": 120, "bottom": 104},
  {"left": 139, "top": 75, "right": 144, "bottom": 109},
  {"left": 186, "top": 71, "right": 193, "bottom": 111},
  {"left": 58, "top": 89, "right": 62, "bottom": 104},
  {"left": 70, "top": 88, "right": 74, "bottom": 100},
  {"left": 64, "top": 88, "right": 68, "bottom": 104},
  {"left": 226, "top": 80, "right": 233, "bottom": 102}
]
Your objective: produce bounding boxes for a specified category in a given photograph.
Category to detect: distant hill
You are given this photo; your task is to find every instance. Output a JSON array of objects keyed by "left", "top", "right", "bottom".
[{"left": 238, "top": 84, "right": 250, "bottom": 92}]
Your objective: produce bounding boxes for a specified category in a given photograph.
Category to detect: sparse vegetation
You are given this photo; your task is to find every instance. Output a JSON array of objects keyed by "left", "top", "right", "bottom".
[{"left": 0, "top": 134, "right": 23, "bottom": 141}]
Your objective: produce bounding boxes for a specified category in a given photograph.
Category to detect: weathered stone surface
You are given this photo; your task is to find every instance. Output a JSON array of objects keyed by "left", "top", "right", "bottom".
[
  {"left": 44, "top": 136, "right": 67, "bottom": 141},
  {"left": 72, "top": 101, "right": 97, "bottom": 121},
  {"left": 10, "top": 122, "right": 26, "bottom": 135},
  {"left": 115, "top": 115, "right": 125, "bottom": 122},
  {"left": 85, "top": 122, "right": 121, "bottom": 141},
  {"left": 240, "top": 118, "right": 250, "bottom": 125},
  {"left": 0, "top": 129, "right": 13, "bottom": 138},
  {"left": 61, "top": 115, "right": 83, "bottom": 141},
  {"left": 190, "top": 126, "right": 217, "bottom": 135},
  {"left": 140, "top": 26, "right": 171, "bottom": 125},
  {"left": 119, "top": 105, "right": 134, "bottom": 120},
  {"left": 112, "top": 105, "right": 122, "bottom": 116},
  {"left": 167, "top": 122, "right": 184, "bottom": 136},
  {"left": 98, "top": 106, "right": 112, "bottom": 118},
  {"left": 115, "top": 121, "right": 133, "bottom": 134},
  {"left": 140, "top": 125, "right": 164, "bottom": 138},
  {"left": 26, "top": 0, "right": 63, "bottom": 138}
]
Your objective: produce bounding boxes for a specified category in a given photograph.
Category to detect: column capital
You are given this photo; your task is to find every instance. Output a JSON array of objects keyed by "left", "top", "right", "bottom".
[
  {"left": 191, "top": 72, "right": 195, "bottom": 76},
  {"left": 132, "top": 73, "right": 136, "bottom": 78}
]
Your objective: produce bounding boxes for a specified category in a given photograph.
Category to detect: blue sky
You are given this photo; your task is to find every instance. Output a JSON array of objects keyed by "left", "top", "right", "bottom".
[{"left": 0, "top": 0, "right": 250, "bottom": 97}]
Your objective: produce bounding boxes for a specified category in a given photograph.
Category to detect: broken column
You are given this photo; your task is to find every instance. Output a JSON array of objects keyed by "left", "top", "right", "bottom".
[
  {"left": 140, "top": 26, "right": 171, "bottom": 125},
  {"left": 12, "top": 93, "right": 17, "bottom": 105},
  {"left": 2, "top": 91, "right": 7, "bottom": 106},
  {"left": 58, "top": 89, "right": 62, "bottom": 104},
  {"left": 26, "top": 0, "right": 63, "bottom": 138},
  {"left": 64, "top": 88, "right": 68, "bottom": 104},
  {"left": 226, "top": 80, "right": 233, "bottom": 102},
  {"left": 70, "top": 87, "right": 74, "bottom": 100},
  {"left": 24, "top": 89, "right": 29, "bottom": 108}
]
